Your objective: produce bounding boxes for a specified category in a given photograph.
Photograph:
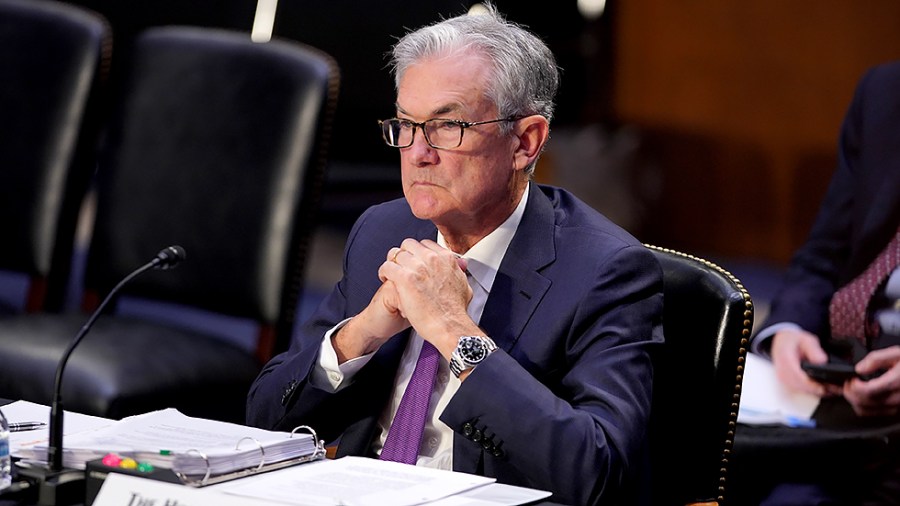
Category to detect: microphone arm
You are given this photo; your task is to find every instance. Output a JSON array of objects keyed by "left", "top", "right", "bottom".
[{"left": 47, "top": 245, "right": 186, "bottom": 471}]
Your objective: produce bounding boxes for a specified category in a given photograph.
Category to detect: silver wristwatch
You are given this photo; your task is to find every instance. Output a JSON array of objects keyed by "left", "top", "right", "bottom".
[{"left": 449, "top": 335, "right": 498, "bottom": 378}]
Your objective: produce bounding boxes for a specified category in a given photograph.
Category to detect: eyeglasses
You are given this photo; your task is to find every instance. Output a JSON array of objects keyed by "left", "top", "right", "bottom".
[{"left": 378, "top": 117, "right": 521, "bottom": 150}]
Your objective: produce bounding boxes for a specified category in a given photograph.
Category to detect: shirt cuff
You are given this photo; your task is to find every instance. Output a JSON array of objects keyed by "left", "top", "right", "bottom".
[
  {"left": 312, "top": 317, "right": 374, "bottom": 392},
  {"left": 750, "top": 322, "right": 802, "bottom": 358}
]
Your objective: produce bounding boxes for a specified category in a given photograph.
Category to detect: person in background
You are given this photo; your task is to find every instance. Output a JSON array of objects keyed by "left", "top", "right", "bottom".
[
  {"left": 246, "top": 3, "right": 664, "bottom": 505},
  {"left": 750, "top": 60, "right": 900, "bottom": 505}
]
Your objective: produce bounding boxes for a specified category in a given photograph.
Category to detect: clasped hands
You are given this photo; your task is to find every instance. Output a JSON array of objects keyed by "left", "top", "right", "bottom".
[
  {"left": 332, "top": 239, "right": 480, "bottom": 363},
  {"left": 771, "top": 328, "right": 900, "bottom": 417}
]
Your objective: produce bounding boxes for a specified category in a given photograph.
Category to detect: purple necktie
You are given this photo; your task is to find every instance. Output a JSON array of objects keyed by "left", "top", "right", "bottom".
[
  {"left": 830, "top": 226, "right": 900, "bottom": 344},
  {"left": 379, "top": 340, "right": 439, "bottom": 464}
]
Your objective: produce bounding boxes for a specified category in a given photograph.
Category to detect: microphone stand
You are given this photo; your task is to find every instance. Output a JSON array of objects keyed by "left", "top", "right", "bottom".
[{"left": 16, "top": 247, "right": 184, "bottom": 506}]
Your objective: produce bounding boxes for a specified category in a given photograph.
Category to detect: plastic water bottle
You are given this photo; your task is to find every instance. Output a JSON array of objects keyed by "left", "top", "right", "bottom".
[{"left": 0, "top": 408, "right": 11, "bottom": 491}]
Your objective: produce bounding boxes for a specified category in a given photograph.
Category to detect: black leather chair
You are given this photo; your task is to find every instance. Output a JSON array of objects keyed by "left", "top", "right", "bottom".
[
  {"left": 0, "top": 26, "right": 338, "bottom": 423},
  {"left": 646, "top": 245, "right": 753, "bottom": 506},
  {"left": 0, "top": 0, "right": 110, "bottom": 314}
]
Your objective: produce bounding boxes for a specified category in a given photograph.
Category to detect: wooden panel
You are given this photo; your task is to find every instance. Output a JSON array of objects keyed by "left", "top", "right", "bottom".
[{"left": 610, "top": 0, "right": 900, "bottom": 262}]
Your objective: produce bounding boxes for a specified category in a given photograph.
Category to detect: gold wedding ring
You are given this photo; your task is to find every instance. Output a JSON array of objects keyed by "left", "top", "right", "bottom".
[{"left": 390, "top": 249, "right": 402, "bottom": 263}]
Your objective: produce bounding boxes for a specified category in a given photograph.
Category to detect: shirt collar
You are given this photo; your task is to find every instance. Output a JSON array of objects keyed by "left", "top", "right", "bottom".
[{"left": 437, "top": 184, "right": 529, "bottom": 293}]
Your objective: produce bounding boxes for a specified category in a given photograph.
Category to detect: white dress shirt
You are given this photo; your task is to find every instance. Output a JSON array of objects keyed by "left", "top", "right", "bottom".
[{"left": 311, "top": 185, "right": 530, "bottom": 469}]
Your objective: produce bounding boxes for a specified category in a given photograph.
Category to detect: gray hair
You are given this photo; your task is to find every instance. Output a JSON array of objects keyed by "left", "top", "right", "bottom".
[{"left": 390, "top": 3, "right": 559, "bottom": 175}]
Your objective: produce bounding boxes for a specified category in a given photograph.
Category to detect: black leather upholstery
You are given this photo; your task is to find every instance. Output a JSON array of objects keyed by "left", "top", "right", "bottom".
[
  {"left": 0, "top": 0, "right": 110, "bottom": 313},
  {"left": 646, "top": 245, "right": 753, "bottom": 505},
  {"left": 0, "top": 26, "right": 338, "bottom": 423}
]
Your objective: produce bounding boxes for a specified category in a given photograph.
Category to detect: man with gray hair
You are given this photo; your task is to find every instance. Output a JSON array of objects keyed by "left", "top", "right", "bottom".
[{"left": 247, "top": 4, "right": 663, "bottom": 504}]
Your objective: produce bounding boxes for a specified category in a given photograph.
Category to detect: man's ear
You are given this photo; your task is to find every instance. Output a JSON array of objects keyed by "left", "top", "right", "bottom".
[{"left": 512, "top": 115, "right": 550, "bottom": 171}]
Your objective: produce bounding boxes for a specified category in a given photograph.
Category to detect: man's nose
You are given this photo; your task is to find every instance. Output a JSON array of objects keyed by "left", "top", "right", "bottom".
[{"left": 404, "top": 129, "right": 439, "bottom": 165}]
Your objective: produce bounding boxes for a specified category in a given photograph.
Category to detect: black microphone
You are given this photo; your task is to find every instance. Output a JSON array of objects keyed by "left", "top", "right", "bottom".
[
  {"left": 47, "top": 245, "right": 186, "bottom": 472},
  {"left": 152, "top": 245, "right": 187, "bottom": 270}
]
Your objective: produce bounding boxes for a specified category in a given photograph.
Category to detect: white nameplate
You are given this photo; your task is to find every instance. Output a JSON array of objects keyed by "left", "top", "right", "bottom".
[{"left": 93, "top": 473, "right": 273, "bottom": 506}]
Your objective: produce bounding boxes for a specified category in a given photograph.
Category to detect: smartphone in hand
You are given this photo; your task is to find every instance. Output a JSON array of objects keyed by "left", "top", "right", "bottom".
[
  {"left": 801, "top": 361, "right": 885, "bottom": 385},
  {"left": 801, "top": 361, "right": 858, "bottom": 385}
]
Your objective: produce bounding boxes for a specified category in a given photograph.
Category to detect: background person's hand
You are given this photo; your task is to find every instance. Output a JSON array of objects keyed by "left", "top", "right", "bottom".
[
  {"left": 771, "top": 327, "right": 842, "bottom": 397},
  {"left": 844, "top": 345, "right": 900, "bottom": 417}
]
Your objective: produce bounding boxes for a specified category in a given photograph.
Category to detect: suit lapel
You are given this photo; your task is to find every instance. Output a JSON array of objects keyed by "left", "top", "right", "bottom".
[
  {"left": 453, "top": 184, "right": 556, "bottom": 475},
  {"left": 405, "top": 202, "right": 555, "bottom": 349},
  {"left": 415, "top": 221, "right": 438, "bottom": 242},
  {"left": 368, "top": 192, "right": 556, "bottom": 473},
  {"left": 479, "top": 183, "right": 556, "bottom": 351}
]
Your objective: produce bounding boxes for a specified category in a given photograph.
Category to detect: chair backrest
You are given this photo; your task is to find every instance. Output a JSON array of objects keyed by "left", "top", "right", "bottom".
[
  {"left": 646, "top": 245, "right": 752, "bottom": 506},
  {"left": 0, "top": 0, "right": 110, "bottom": 313},
  {"left": 82, "top": 26, "right": 338, "bottom": 362}
]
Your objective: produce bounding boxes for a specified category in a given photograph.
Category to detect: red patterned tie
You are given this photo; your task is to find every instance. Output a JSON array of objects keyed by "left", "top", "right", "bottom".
[
  {"left": 379, "top": 340, "right": 439, "bottom": 464},
  {"left": 829, "top": 226, "right": 900, "bottom": 343}
]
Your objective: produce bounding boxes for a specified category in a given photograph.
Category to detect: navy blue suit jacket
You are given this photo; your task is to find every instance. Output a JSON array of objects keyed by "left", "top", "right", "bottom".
[
  {"left": 760, "top": 61, "right": 900, "bottom": 342},
  {"left": 246, "top": 183, "right": 664, "bottom": 505}
]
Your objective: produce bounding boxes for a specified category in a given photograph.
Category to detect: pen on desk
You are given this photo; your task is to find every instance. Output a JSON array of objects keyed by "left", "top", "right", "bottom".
[
  {"left": 8, "top": 421, "right": 48, "bottom": 432},
  {"left": 784, "top": 416, "right": 816, "bottom": 428}
]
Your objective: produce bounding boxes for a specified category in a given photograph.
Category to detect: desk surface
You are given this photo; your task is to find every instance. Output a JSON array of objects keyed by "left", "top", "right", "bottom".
[
  {"left": 735, "top": 396, "right": 900, "bottom": 455},
  {"left": 729, "top": 397, "right": 900, "bottom": 504},
  {"left": 2, "top": 398, "right": 566, "bottom": 506}
]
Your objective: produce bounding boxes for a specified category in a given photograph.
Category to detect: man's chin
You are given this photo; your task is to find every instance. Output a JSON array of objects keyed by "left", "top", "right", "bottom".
[
  {"left": 405, "top": 194, "right": 444, "bottom": 221},
  {"left": 409, "top": 205, "right": 441, "bottom": 221}
]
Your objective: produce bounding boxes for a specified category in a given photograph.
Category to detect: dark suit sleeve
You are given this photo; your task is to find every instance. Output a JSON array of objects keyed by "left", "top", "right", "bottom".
[
  {"left": 440, "top": 244, "right": 664, "bottom": 506},
  {"left": 757, "top": 61, "right": 900, "bottom": 348},
  {"left": 760, "top": 68, "right": 870, "bottom": 340},
  {"left": 245, "top": 206, "right": 386, "bottom": 442}
]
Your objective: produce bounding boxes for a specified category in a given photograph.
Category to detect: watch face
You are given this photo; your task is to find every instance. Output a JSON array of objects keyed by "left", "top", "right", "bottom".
[{"left": 459, "top": 336, "right": 488, "bottom": 363}]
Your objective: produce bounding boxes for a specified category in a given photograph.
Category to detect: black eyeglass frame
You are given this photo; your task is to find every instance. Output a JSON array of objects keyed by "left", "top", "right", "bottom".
[{"left": 378, "top": 116, "right": 523, "bottom": 150}]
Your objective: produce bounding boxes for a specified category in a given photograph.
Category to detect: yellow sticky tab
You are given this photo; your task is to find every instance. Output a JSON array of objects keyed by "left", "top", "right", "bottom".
[{"left": 119, "top": 458, "right": 138, "bottom": 469}]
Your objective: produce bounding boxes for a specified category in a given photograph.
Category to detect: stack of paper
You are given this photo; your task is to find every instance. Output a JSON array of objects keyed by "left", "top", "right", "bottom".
[
  {"left": 97, "top": 460, "right": 553, "bottom": 506},
  {"left": 18, "top": 408, "right": 319, "bottom": 479}
]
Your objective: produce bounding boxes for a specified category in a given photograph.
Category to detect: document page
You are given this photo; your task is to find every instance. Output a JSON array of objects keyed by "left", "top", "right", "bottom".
[
  {"left": 737, "top": 352, "right": 820, "bottom": 426},
  {"left": 56, "top": 408, "right": 290, "bottom": 452},
  {"left": 19, "top": 407, "right": 316, "bottom": 474},
  {"left": 3, "top": 400, "right": 113, "bottom": 454},
  {"left": 214, "top": 456, "right": 495, "bottom": 506},
  {"left": 433, "top": 482, "right": 552, "bottom": 505}
]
